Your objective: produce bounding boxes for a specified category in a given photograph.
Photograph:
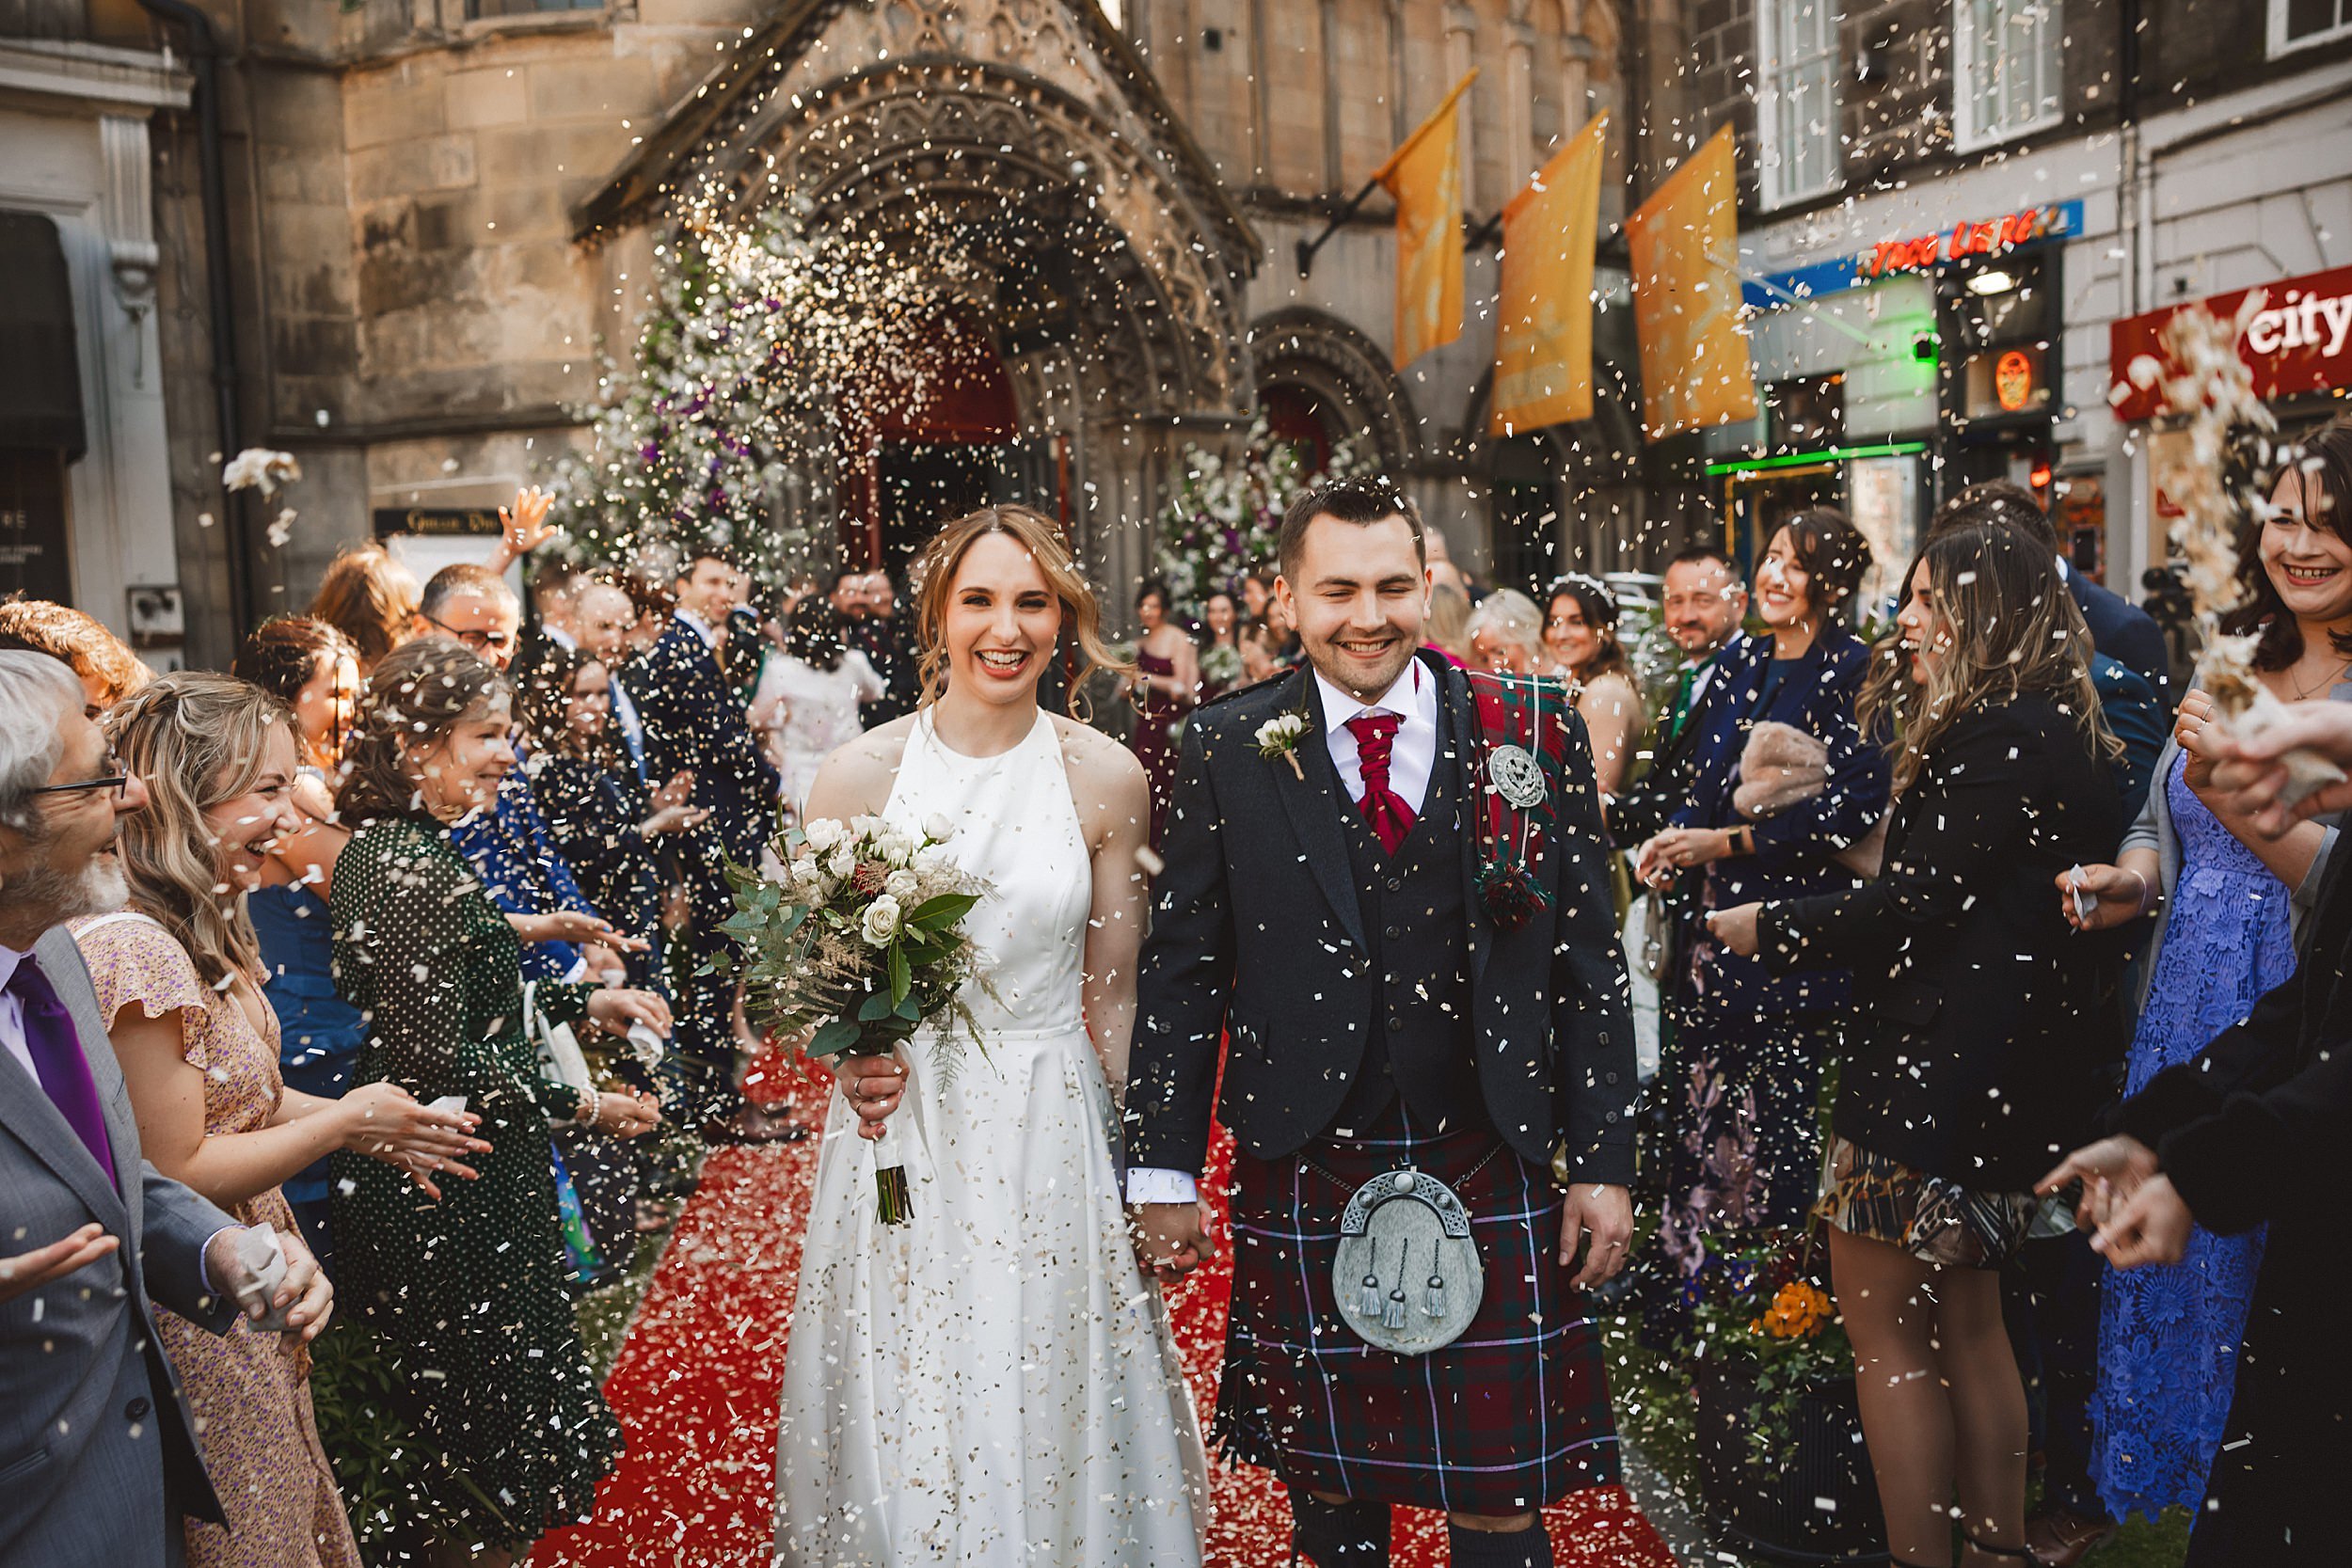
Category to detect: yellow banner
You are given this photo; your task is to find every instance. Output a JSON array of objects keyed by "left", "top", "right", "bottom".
[
  {"left": 1491, "top": 112, "right": 1608, "bottom": 436},
  {"left": 1373, "top": 70, "right": 1477, "bottom": 372},
  {"left": 1624, "top": 123, "right": 1757, "bottom": 441}
]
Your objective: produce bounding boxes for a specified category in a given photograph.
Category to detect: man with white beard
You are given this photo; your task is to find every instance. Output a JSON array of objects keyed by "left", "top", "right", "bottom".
[{"left": 0, "top": 649, "right": 333, "bottom": 1566}]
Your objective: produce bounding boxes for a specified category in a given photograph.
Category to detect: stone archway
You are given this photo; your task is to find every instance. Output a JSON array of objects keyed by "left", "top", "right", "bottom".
[
  {"left": 1248, "top": 307, "right": 1421, "bottom": 473},
  {"left": 700, "top": 58, "right": 1259, "bottom": 593}
]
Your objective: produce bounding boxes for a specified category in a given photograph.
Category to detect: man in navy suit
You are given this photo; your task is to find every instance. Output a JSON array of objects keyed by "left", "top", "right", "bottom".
[{"left": 628, "top": 550, "right": 787, "bottom": 1139}]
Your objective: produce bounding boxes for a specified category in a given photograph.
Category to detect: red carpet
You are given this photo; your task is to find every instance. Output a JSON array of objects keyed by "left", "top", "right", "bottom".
[{"left": 535, "top": 1103, "right": 1677, "bottom": 1566}]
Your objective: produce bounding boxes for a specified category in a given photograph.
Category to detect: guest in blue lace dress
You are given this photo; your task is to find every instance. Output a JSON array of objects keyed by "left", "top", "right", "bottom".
[{"left": 2058, "top": 441, "right": 2352, "bottom": 1532}]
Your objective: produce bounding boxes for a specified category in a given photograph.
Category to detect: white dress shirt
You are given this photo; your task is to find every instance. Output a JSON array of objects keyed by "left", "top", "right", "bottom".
[
  {"left": 675, "top": 608, "right": 721, "bottom": 651},
  {"left": 1125, "top": 658, "right": 1438, "bottom": 1207},
  {"left": 0, "top": 942, "right": 35, "bottom": 1085}
]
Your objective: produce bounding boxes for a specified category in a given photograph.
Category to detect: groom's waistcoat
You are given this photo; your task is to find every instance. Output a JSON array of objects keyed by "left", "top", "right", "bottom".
[{"left": 1328, "top": 689, "right": 1485, "bottom": 1138}]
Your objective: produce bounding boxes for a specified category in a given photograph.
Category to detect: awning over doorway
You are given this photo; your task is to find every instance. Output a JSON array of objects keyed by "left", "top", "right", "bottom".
[{"left": 0, "top": 211, "right": 87, "bottom": 458}]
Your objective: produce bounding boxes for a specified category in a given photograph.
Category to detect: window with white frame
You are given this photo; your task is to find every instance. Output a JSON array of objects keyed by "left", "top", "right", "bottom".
[
  {"left": 1951, "top": 0, "right": 2061, "bottom": 151},
  {"left": 2270, "top": 0, "right": 2352, "bottom": 55},
  {"left": 1757, "top": 0, "right": 1842, "bottom": 209}
]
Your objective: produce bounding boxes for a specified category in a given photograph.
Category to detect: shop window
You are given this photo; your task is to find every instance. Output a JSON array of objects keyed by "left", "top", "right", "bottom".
[
  {"left": 2269, "top": 0, "right": 2352, "bottom": 54},
  {"left": 1951, "top": 0, "right": 2061, "bottom": 152},
  {"left": 1756, "top": 0, "right": 1842, "bottom": 209}
]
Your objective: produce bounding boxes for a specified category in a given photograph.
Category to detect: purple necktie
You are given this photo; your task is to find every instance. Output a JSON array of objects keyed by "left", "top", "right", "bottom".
[{"left": 11, "top": 956, "right": 117, "bottom": 1187}]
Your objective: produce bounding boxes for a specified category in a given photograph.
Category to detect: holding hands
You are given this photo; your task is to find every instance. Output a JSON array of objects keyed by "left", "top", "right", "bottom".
[
  {"left": 644, "top": 770, "right": 710, "bottom": 836},
  {"left": 1130, "top": 1201, "right": 1216, "bottom": 1285},
  {"left": 1635, "top": 826, "right": 1738, "bottom": 890}
]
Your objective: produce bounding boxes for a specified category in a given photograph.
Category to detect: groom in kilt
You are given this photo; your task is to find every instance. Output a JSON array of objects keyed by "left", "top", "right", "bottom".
[{"left": 1128, "top": 478, "right": 1639, "bottom": 1567}]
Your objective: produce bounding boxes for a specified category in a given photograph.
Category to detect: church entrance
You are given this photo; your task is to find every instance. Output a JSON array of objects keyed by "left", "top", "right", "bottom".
[{"left": 844, "top": 310, "right": 1066, "bottom": 573}]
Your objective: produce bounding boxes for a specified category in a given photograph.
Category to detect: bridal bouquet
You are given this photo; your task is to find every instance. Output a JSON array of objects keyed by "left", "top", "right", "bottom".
[{"left": 718, "top": 814, "right": 990, "bottom": 1224}]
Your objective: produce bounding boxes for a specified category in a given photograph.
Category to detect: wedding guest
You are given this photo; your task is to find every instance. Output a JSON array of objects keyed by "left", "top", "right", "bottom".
[
  {"left": 233, "top": 618, "right": 369, "bottom": 1265},
  {"left": 1715, "top": 524, "right": 2126, "bottom": 1568},
  {"left": 516, "top": 641, "right": 706, "bottom": 1250},
  {"left": 419, "top": 567, "right": 636, "bottom": 987},
  {"left": 850, "top": 567, "right": 919, "bottom": 726},
  {"left": 2115, "top": 576, "right": 2352, "bottom": 1560},
  {"left": 329, "top": 639, "right": 665, "bottom": 1562},
  {"left": 1952, "top": 480, "right": 2174, "bottom": 712},
  {"left": 1544, "top": 575, "right": 1643, "bottom": 798},
  {"left": 571, "top": 579, "right": 654, "bottom": 786},
  {"left": 0, "top": 597, "right": 151, "bottom": 712},
  {"left": 83, "top": 673, "right": 488, "bottom": 1568},
  {"left": 1422, "top": 581, "right": 1472, "bottom": 666},
  {"left": 0, "top": 651, "right": 341, "bottom": 1568},
  {"left": 1240, "top": 570, "right": 1275, "bottom": 623},
  {"left": 628, "top": 549, "right": 783, "bottom": 1141},
  {"left": 1238, "top": 618, "right": 1282, "bottom": 686},
  {"left": 2048, "top": 417, "right": 2352, "bottom": 1550},
  {"left": 308, "top": 542, "right": 419, "bottom": 676},
  {"left": 1198, "top": 588, "right": 1245, "bottom": 701},
  {"left": 617, "top": 571, "right": 675, "bottom": 658},
  {"left": 1129, "top": 578, "right": 1198, "bottom": 847},
  {"left": 1925, "top": 486, "right": 2168, "bottom": 821},
  {"left": 1636, "top": 510, "right": 1887, "bottom": 1271},
  {"left": 1464, "top": 586, "right": 1547, "bottom": 674},
  {"left": 749, "top": 597, "right": 885, "bottom": 819},
  {"left": 1611, "top": 543, "right": 1750, "bottom": 843}
]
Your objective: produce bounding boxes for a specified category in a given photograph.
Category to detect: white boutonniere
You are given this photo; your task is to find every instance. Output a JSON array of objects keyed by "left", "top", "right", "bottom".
[{"left": 1256, "top": 710, "right": 1311, "bottom": 781}]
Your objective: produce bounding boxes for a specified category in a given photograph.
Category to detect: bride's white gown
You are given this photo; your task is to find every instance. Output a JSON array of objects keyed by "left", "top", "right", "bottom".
[{"left": 773, "top": 710, "right": 1208, "bottom": 1565}]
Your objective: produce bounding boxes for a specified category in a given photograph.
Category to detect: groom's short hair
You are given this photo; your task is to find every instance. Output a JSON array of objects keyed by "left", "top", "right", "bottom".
[{"left": 1278, "top": 478, "right": 1425, "bottom": 580}]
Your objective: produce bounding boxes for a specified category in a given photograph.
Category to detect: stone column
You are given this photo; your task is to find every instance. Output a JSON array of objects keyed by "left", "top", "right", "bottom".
[
  {"left": 1502, "top": 8, "right": 1537, "bottom": 179},
  {"left": 1443, "top": 3, "right": 1478, "bottom": 206}
]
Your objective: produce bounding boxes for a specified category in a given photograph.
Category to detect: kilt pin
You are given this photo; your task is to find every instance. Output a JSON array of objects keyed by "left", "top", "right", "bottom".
[{"left": 1129, "top": 651, "right": 1639, "bottom": 1520}]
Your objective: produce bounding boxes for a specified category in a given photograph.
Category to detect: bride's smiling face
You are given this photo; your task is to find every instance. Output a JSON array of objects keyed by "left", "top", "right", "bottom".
[{"left": 943, "top": 531, "right": 1061, "bottom": 705}]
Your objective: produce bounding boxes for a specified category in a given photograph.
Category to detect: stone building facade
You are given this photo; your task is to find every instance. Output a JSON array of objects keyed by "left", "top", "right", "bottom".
[{"left": 8, "top": 0, "right": 1674, "bottom": 660}]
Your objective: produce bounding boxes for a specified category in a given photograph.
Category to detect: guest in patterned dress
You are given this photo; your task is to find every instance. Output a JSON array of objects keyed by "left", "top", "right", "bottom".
[
  {"left": 76, "top": 673, "right": 489, "bottom": 1568},
  {"left": 329, "top": 640, "right": 669, "bottom": 1560}
]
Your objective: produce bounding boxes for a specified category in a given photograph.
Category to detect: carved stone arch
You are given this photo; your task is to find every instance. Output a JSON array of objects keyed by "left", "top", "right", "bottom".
[
  {"left": 705, "top": 59, "right": 1254, "bottom": 424},
  {"left": 1248, "top": 309, "right": 1420, "bottom": 472},
  {"left": 1460, "top": 362, "right": 1648, "bottom": 577}
]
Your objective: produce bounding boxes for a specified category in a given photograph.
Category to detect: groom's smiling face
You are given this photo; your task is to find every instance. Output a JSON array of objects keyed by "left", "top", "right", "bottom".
[{"left": 1278, "top": 512, "right": 1431, "bottom": 702}]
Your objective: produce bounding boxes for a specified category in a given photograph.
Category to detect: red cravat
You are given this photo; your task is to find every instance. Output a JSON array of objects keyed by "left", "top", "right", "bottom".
[{"left": 1344, "top": 712, "right": 1416, "bottom": 855}]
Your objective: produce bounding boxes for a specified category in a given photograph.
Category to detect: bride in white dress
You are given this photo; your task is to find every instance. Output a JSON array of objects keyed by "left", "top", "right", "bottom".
[{"left": 773, "top": 505, "right": 1208, "bottom": 1566}]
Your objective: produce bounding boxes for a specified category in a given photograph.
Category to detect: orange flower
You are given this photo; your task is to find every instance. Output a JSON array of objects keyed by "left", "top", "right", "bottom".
[{"left": 1757, "top": 1279, "right": 1831, "bottom": 1340}]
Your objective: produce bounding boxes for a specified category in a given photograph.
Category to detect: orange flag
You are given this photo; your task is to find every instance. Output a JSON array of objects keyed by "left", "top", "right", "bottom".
[
  {"left": 1492, "top": 112, "right": 1608, "bottom": 436},
  {"left": 1624, "top": 123, "right": 1757, "bottom": 441},
  {"left": 1373, "top": 70, "right": 1477, "bottom": 372}
]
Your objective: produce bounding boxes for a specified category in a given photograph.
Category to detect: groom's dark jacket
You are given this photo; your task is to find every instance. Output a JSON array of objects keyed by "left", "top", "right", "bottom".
[{"left": 1127, "top": 654, "right": 1638, "bottom": 1183}]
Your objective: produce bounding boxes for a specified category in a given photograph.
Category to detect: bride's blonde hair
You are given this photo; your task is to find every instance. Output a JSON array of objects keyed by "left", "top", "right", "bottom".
[{"left": 910, "top": 505, "right": 1131, "bottom": 717}]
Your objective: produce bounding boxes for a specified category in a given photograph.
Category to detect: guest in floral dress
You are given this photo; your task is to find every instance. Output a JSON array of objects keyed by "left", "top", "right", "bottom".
[
  {"left": 329, "top": 640, "right": 671, "bottom": 1561},
  {"left": 77, "top": 673, "right": 487, "bottom": 1568}
]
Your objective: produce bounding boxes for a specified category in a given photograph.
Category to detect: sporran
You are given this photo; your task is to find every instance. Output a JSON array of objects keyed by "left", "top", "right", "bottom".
[{"left": 1331, "top": 1165, "right": 1485, "bottom": 1355}]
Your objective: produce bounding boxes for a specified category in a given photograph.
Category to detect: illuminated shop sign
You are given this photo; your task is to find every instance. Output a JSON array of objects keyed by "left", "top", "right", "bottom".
[
  {"left": 1742, "top": 200, "right": 2085, "bottom": 310},
  {"left": 2107, "top": 261, "right": 2352, "bottom": 422}
]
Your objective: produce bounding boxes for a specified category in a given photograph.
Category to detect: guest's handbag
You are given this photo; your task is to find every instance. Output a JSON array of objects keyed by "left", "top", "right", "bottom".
[
  {"left": 1331, "top": 1164, "right": 1486, "bottom": 1355},
  {"left": 1731, "top": 721, "right": 1886, "bottom": 878}
]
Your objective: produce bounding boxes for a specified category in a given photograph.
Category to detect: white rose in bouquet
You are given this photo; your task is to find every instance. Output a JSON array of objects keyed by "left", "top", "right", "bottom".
[
  {"left": 802, "top": 817, "right": 847, "bottom": 853},
  {"left": 861, "top": 895, "right": 903, "bottom": 946},
  {"left": 878, "top": 831, "right": 917, "bottom": 869},
  {"left": 884, "top": 868, "right": 920, "bottom": 901},
  {"left": 827, "top": 847, "right": 857, "bottom": 880},
  {"left": 923, "top": 813, "right": 955, "bottom": 843}
]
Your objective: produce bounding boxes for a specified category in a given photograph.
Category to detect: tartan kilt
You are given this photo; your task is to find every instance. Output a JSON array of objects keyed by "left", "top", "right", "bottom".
[{"left": 1215, "top": 1100, "right": 1621, "bottom": 1514}]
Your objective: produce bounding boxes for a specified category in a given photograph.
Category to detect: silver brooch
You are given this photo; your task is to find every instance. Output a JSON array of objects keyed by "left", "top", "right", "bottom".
[{"left": 1488, "top": 743, "right": 1547, "bottom": 809}]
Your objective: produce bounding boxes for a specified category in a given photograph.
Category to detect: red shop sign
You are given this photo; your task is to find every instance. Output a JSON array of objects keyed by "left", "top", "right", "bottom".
[{"left": 2108, "top": 263, "right": 2352, "bottom": 422}]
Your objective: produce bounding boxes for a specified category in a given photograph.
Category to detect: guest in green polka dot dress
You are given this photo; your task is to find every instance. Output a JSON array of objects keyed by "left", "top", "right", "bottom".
[{"left": 329, "top": 639, "right": 670, "bottom": 1560}]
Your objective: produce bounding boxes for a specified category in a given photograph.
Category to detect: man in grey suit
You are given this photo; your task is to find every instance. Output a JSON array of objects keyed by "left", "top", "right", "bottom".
[{"left": 0, "top": 649, "right": 334, "bottom": 1568}]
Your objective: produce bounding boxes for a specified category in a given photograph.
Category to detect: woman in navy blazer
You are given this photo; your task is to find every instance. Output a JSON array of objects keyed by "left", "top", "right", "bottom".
[{"left": 1635, "top": 509, "right": 1891, "bottom": 1262}]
